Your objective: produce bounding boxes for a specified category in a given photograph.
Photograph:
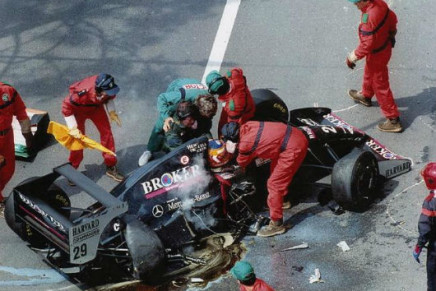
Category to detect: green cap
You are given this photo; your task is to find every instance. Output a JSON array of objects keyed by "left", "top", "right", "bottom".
[
  {"left": 348, "top": 0, "right": 360, "bottom": 3},
  {"left": 230, "top": 261, "right": 254, "bottom": 281},
  {"left": 206, "top": 70, "right": 224, "bottom": 94}
]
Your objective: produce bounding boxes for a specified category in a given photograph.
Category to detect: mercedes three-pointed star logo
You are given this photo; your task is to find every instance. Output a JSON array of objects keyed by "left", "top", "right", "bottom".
[{"left": 152, "top": 204, "right": 164, "bottom": 217}]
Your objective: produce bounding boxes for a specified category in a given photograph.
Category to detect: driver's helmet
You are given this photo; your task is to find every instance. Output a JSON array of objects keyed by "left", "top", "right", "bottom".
[
  {"left": 421, "top": 162, "right": 436, "bottom": 190},
  {"left": 208, "top": 139, "right": 233, "bottom": 168}
]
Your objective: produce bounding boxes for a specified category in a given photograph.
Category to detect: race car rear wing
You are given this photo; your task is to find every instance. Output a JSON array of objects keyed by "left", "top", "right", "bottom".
[
  {"left": 54, "top": 164, "right": 122, "bottom": 209},
  {"left": 14, "top": 163, "right": 128, "bottom": 265},
  {"left": 53, "top": 164, "right": 128, "bottom": 264}
]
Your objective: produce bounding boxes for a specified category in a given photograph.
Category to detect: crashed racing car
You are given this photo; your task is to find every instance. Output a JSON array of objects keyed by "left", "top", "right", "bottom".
[{"left": 4, "top": 89, "right": 412, "bottom": 284}]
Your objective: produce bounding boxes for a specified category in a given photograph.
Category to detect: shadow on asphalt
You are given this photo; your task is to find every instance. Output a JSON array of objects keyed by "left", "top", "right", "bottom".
[{"left": 354, "top": 87, "right": 436, "bottom": 133}]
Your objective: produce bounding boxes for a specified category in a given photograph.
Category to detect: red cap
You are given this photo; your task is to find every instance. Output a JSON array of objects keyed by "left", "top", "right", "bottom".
[{"left": 421, "top": 162, "right": 436, "bottom": 190}]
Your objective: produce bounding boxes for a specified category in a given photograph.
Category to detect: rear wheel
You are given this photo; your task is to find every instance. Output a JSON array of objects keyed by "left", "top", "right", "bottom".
[
  {"left": 5, "top": 180, "right": 71, "bottom": 246},
  {"left": 45, "top": 184, "right": 71, "bottom": 218},
  {"left": 4, "top": 193, "right": 45, "bottom": 246},
  {"left": 251, "top": 89, "right": 289, "bottom": 123},
  {"left": 5, "top": 176, "right": 40, "bottom": 240},
  {"left": 331, "top": 150, "right": 379, "bottom": 211},
  {"left": 4, "top": 193, "right": 25, "bottom": 238}
]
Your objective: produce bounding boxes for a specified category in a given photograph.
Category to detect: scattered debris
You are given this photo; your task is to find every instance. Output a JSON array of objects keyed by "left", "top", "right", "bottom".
[
  {"left": 309, "top": 268, "right": 325, "bottom": 284},
  {"left": 292, "top": 266, "right": 304, "bottom": 272},
  {"left": 337, "top": 241, "right": 350, "bottom": 252},
  {"left": 281, "top": 242, "right": 309, "bottom": 252},
  {"left": 191, "top": 277, "right": 204, "bottom": 283},
  {"left": 390, "top": 220, "right": 405, "bottom": 227},
  {"left": 172, "top": 278, "right": 187, "bottom": 288}
]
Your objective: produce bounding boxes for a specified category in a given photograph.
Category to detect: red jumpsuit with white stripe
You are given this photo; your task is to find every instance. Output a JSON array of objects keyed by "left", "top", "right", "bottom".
[
  {"left": 218, "top": 68, "right": 255, "bottom": 135},
  {"left": 0, "top": 83, "right": 29, "bottom": 201},
  {"left": 61, "top": 75, "right": 117, "bottom": 169},
  {"left": 355, "top": 0, "right": 399, "bottom": 119},
  {"left": 236, "top": 121, "right": 308, "bottom": 221}
]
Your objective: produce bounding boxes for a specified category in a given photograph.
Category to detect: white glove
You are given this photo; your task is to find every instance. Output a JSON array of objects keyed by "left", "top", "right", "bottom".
[{"left": 68, "top": 126, "right": 82, "bottom": 139}]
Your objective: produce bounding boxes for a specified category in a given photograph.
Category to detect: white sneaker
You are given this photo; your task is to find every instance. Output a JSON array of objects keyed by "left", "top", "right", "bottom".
[{"left": 138, "top": 151, "right": 152, "bottom": 167}]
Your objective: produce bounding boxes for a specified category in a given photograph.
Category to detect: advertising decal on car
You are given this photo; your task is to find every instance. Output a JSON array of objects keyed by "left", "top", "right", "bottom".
[
  {"left": 297, "top": 117, "right": 319, "bottom": 126},
  {"left": 71, "top": 219, "right": 100, "bottom": 244},
  {"left": 384, "top": 161, "right": 412, "bottom": 178},
  {"left": 142, "top": 165, "right": 203, "bottom": 197},
  {"left": 299, "top": 126, "right": 316, "bottom": 139},
  {"left": 320, "top": 125, "right": 354, "bottom": 135},
  {"left": 18, "top": 193, "right": 67, "bottom": 234},
  {"left": 152, "top": 204, "right": 164, "bottom": 217},
  {"left": 324, "top": 114, "right": 362, "bottom": 134},
  {"left": 165, "top": 192, "right": 212, "bottom": 212},
  {"left": 186, "top": 142, "right": 208, "bottom": 153},
  {"left": 180, "top": 155, "right": 190, "bottom": 165},
  {"left": 365, "top": 139, "right": 400, "bottom": 160},
  {"left": 69, "top": 202, "right": 128, "bottom": 264}
]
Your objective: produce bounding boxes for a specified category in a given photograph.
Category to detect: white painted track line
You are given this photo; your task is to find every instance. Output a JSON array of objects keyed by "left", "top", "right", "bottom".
[{"left": 202, "top": 0, "right": 241, "bottom": 84}]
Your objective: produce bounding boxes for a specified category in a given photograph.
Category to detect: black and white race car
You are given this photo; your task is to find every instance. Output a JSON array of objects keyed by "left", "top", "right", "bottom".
[{"left": 4, "top": 89, "right": 412, "bottom": 284}]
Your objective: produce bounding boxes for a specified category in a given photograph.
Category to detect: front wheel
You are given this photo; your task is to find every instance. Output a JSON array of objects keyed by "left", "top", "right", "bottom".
[
  {"left": 331, "top": 150, "right": 379, "bottom": 211},
  {"left": 124, "top": 217, "right": 165, "bottom": 283}
]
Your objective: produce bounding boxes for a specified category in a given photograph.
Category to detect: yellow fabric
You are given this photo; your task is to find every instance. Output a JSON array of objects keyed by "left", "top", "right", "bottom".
[{"left": 47, "top": 121, "right": 116, "bottom": 156}]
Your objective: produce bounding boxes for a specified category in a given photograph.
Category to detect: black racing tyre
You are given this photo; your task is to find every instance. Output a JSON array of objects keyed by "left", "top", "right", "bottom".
[
  {"left": 6, "top": 179, "right": 70, "bottom": 246},
  {"left": 4, "top": 193, "right": 45, "bottom": 246},
  {"left": 5, "top": 176, "right": 41, "bottom": 243},
  {"left": 46, "top": 184, "right": 71, "bottom": 218},
  {"left": 4, "top": 193, "right": 25, "bottom": 238},
  {"left": 331, "top": 149, "right": 379, "bottom": 211},
  {"left": 251, "top": 89, "right": 289, "bottom": 123},
  {"left": 124, "top": 217, "right": 165, "bottom": 283}
]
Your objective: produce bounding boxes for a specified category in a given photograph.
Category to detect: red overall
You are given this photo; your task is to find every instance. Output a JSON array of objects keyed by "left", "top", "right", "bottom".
[
  {"left": 218, "top": 68, "right": 255, "bottom": 135},
  {"left": 356, "top": 0, "right": 399, "bottom": 119},
  {"left": 0, "top": 83, "right": 28, "bottom": 201},
  {"left": 61, "top": 75, "right": 117, "bottom": 168},
  {"left": 236, "top": 121, "right": 308, "bottom": 221},
  {"left": 239, "top": 278, "right": 275, "bottom": 291}
]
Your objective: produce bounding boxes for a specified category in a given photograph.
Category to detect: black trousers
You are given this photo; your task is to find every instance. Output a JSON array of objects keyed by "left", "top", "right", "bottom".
[{"left": 427, "top": 242, "right": 436, "bottom": 291}]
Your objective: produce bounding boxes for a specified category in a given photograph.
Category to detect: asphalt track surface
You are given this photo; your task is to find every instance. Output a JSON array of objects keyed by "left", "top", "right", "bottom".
[{"left": 1, "top": 0, "right": 436, "bottom": 290}]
